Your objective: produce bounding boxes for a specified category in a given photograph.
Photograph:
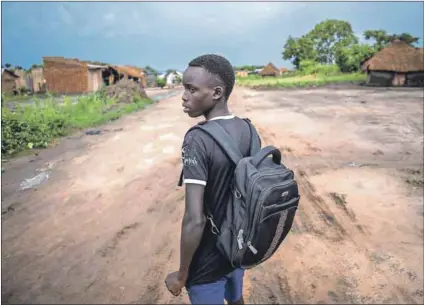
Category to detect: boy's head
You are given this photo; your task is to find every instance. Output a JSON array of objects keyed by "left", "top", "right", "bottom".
[{"left": 182, "top": 54, "right": 235, "bottom": 118}]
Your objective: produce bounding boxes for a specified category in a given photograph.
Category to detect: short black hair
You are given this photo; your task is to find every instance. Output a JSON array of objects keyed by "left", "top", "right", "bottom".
[{"left": 188, "top": 54, "right": 235, "bottom": 100}]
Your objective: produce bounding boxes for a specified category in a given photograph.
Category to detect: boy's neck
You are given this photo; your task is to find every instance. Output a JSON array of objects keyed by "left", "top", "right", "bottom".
[{"left": 204, "top": 101, "right": 231, "bottom": 121}]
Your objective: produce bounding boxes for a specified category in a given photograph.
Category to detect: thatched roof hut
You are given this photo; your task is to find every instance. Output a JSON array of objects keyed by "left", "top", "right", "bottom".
[
  {"left": 259, "top": 62, "right": 280, "bottom": 77},
  {"left": 361, "top": 40, "right": 424, "bottom": 87},
  {"left": 361, "top": 40, "right": 424, "bottom": 73}
]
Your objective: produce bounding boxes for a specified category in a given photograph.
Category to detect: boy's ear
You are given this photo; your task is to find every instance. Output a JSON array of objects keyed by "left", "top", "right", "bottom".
[{"left": 212, "top": 86, "right": 224, "bottom": 100}]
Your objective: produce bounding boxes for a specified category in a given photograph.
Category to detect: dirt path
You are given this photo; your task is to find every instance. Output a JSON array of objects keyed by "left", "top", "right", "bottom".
[{"left": 2, "top": 86, "right": 423, "bottom": 304}]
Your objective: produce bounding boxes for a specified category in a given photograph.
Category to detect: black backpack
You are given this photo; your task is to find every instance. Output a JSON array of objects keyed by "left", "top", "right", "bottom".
[{"left": 178, "top": 118, "right": 300, "bottom": 269}]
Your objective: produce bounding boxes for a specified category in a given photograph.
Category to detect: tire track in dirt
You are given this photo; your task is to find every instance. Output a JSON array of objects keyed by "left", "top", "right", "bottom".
[
  {"left": 233, "top": 88, "right": 423, "bottom": 304},
  {"left": 1, "top": 91, "right": 191, "bottom": 304},
  {"left": 242, "top": 125, "right": 360, "bottom": 304}
]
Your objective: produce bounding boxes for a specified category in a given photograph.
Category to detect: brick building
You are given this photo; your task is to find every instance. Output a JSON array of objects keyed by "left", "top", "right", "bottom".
[
  {"left": 112, "top": 65, "right": 146, "bottom": 87},
  {"left": 1, "top": 68, "right": 19, "bottom": 94},
  {"left": 31, "top": 67, "right": 45, "bottom": 93},
  {"left": 43, "top": 57, "right": 90, "bottom": 94},
  {"left": 43, "top": 57, "right": 147, "bottom": 94}
]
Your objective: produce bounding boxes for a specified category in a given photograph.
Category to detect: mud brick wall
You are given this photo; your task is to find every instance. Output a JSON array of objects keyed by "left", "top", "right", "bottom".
[
  {"left": 31, "top": 68, "right": 45, "bottom": 93},
  {"left": 14, "top": 69, "right": 27, "bottom": 90},
  {"left": 1, "top": 72, "right": 17, "bottom": 93},
  {"left": 43, "top": 58, "right": 88, "bottom": 94}
]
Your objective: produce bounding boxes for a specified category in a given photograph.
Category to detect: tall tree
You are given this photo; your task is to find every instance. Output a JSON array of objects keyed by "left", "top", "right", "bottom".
[
  {"left": 394, "top": 32, "right": 420, "bottom": 45},
  {"left": 364, "top": 30, "right": 420, "bottom": 50},
  {"left": 336, "top": 43, "right": 376, "bottom": 72},
  {"left": 282, "top": 19, "right": 357, "bottom": 69},
  {"left": 307, "top": 19, "right": 358, "bottom": 64},
  {"left": 282, "top": 35, "right": 317, "bottom": 69},
  {"left": 363, "top": 30, "right": 393, "bottom": 51},
  {"left": 144, "top": 65, "right": 158, "bottom": 76}
]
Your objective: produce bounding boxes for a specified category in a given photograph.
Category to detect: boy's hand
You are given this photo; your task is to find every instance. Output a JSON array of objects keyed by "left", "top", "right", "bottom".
[{"left": 165, "top": 271, "right": 186, "bottom": 296}]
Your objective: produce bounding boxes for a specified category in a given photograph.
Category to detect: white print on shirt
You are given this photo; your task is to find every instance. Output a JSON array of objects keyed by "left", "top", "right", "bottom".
[{"left": 181, "top": 145, "right": 198, "bottom": 167}]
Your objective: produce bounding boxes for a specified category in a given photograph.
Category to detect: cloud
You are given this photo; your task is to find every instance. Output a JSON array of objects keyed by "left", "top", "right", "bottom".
[
  {"left": 103, "top": 12, "right": 115, "bottom": 23},
  {"left": 44, "top": 2, "right": 306, "bottom": 40}
]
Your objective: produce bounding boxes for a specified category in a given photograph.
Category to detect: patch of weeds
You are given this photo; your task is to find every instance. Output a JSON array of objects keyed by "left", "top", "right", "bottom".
[{"left": 1, "top": 93, "right": 153, "bottom": 157}]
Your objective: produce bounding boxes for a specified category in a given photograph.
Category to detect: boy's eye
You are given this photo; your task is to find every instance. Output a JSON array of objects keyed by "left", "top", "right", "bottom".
[{"left": 189, "top": 87, "right": 195, "bottom": 93}]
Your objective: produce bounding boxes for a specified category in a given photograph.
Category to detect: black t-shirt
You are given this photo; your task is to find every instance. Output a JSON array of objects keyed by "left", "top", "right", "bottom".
[{"left": 181, "top": 114, "right": 261, "bottom": 286}]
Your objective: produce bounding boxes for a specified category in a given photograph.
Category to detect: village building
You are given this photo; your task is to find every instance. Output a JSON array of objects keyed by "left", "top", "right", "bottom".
[
  {"left": 111, "top": 65, "right": 147, "bottom": 88},
  {"left": 43, "top": 57, "right": 146, "bottom": 94},
  {"left": 235, "top": 70, "right": 249, "bottom": 77},
  {"left": 144, "top": 71, "right": 157, "bottom": 88},
  {"left": 13, "top": 69, "right": 28, "bottom": 91},
  {"left": 280, "top": 67, "right": 288, "bottom": 75},
  {"left": 259, "top": 62, "right": 280, "bottom": 77},
  {"left": 31, "top": 67, "right": 46, "bottom": 93},
  {"left": 1, "top": 68, "right": 19, "bottom": 94},
  {"left": 361, "top": 40, "right": 424, "bottom": 87},
  {"left": 8, "top": 67, "right": 46, "bottom": 94},
  {"left": 157, "top": 71, "right": 183, "bottom": 87}
]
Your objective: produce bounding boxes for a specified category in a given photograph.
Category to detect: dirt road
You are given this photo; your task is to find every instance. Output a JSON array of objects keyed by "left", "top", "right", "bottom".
[{"left": 2, "top": 86, "right": 423, "bottom": 304}]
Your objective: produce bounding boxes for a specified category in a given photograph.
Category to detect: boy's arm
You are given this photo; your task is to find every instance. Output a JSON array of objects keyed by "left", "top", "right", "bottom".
[
  {"left": 178, "top": 183, "right": 206, "bottom": 281},
  {"left": 178, "top": 130, "right": 209, "bottom": 281}
]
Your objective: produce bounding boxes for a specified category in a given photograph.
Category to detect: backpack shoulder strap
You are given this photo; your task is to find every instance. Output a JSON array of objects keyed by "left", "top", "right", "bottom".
[
  {"left": 243, "top": 118, "right": 261, "bottom": 156},
  {"left": 196, "top": 120, "right": 244, "bottom": 165},
  {"left": 177, "top": 120, "right": 243, "bottom": 187}
]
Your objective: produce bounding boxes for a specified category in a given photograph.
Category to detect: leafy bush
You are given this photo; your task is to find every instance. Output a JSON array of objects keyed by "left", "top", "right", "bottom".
[
  {"left": 1, "top": 93, "right": 152, "bottom": 156},
  {"left": 156, "top": 77, "right": 166, "bottom": 88},
  {"left": 299, "top": 60, "right": 340, "bottom": 76},
  {"left": 173, "top": 74, "right": 182, "bottom": 84}
]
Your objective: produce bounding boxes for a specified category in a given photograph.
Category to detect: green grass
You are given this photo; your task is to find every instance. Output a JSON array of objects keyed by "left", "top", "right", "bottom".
[
  {"left": 236, "top": 73, "right": 367, "bottom": 88},
  {"left": 1, "top": 93, "right": 153, "bottom": 156},
  {"left": 1, "top": 92, "right": 51, "bottom": 102}
]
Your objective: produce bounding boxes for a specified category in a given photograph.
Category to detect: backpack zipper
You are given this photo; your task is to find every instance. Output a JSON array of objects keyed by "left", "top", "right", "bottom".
[
  {"left": 231, "top": 170, "right": 293, "bottom": 266},
  {"left": 237, "top": 229, "right": 244, "bottom": 250},
  {"left": 245, "top": 169, "right": 288, "bottom": 225},
  {"left": 247, "top": 241, "right": 258, "bottom": 254},
  {"left": 242, "top": 179, "right": 296, "bottom": 261}
]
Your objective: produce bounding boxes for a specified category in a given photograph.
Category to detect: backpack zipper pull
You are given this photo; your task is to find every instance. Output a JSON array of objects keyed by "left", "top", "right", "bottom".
[
  {"left": 237, "top": 229, "right": 244, "bottom": 250},
  {"left": 247, "top": 241, "right": 258, "bottom": 255}
]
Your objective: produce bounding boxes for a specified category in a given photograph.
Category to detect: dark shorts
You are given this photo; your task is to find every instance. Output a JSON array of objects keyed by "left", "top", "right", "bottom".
[{"left": 186, "top": 268, "right": 244, "bottom": 304}]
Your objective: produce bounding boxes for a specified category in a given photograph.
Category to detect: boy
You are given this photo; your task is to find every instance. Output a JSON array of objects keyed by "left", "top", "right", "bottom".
[{"left": 165, "top": 54, "right": 261, "bottom": 304}]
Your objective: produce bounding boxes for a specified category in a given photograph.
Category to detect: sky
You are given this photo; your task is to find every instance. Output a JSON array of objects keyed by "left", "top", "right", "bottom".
[{"left": 1, "top": 1, "right": 423, "bottom": 71}]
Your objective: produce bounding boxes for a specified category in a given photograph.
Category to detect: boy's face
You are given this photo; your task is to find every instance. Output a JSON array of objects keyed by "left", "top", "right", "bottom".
[{"left": 181, "top": 66, "right": 223, "bottom": 118}]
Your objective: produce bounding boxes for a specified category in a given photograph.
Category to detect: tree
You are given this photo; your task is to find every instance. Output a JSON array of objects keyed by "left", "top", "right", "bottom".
[
  {"left": 282, "top": 19, "right": 357, "bottom": 69},
  {"left": 363, "top": 30, "right": 393, "bottom": 51},
  {"left": 336, "top": 43, "right": 376, "bottom": 72},
  {"left": 396, "top": 33, "right": 420, "bottom": 45},
  {"left": 156, "top": 77, "right": 166, "bottom": 88},
  {"left": 282, "top": 35, "right": 317, "bottom": 69},
  {"left": 30, "top": 64, "right": 43, "bottom": 70},
  {"left": 174, "top": 74, "right": 182, "bottom": 85},
  {"left": 364, "top": 30, "right": 419, "bottom": 50},
  {"left": 5, "top": 63, "right": 11, "bottom": 68},
  {"left": 307, "top": 19, "right": 358, "bottom": 64},
  {"left": 145, "top": 65, "right": 158, "bottom": 76}
]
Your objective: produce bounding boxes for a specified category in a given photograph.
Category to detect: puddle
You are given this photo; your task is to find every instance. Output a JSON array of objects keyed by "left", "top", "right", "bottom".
[
  {"left": 150, "top": 90, "right": 182, "bottom": 101},
  {"left": 19, "top": 171, "right": 50, "bottom": 190}
]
